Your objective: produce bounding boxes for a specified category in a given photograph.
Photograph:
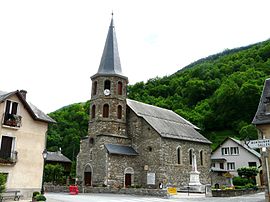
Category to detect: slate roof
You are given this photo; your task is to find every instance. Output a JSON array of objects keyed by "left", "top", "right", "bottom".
[
  {"left": 0, "top": 90, "right": 56, "bottom": 123},
  {"left": 46, "top": 151, "right": 72, "bottom": 163},
  {"left": 91, "top": 17, "right": 127, "bottom": 80},
  {"left": 252, "top": 78, "right": 270, "bottom": 125},
  {"left": 105, "top": 144, "right": 139, "bottom": 156},
  {"left": 126, "top": 99, "right": 211, "bottom": 144}
]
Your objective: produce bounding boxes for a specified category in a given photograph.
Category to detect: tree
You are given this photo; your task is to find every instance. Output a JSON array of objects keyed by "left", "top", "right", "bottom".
[
  {"left": 44, "top": 164, "right": 65, "bottom": 185},
  {"left": 237, "top": 167, "right": 259, "bottom": 184},
  {"left": 239, "top": 124, "right": 258, "bottom": 141}
]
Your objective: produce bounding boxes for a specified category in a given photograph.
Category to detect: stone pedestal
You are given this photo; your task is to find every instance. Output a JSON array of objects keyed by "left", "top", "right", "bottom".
[{"left": 189, "top": 170, "right": 201, "bottom": 186}]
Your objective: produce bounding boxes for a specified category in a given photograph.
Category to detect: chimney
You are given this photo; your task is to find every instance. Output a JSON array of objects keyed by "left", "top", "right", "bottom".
[
  {"left": 20, "top": 90, "right": 27, "bottom": 99},
  {"left": 58, "top": 147, "right": 62, "bottom": 154}
]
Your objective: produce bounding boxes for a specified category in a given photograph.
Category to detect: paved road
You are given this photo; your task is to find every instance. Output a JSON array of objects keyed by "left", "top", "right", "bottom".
[{"left": 45, "top": 192, "right": 265, "bottom": 202}]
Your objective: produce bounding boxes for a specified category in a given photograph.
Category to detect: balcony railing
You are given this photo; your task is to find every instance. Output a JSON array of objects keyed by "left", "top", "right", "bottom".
[
  {"left": 0, "top": 151, "right": 18, "bottom": 165},
  {"left": 2, "top": 113, "right": 22, "bottom": 128}
]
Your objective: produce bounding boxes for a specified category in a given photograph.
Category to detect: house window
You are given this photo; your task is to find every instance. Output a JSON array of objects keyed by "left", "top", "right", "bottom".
[
  {"left": 117, "top": 105, "right": 122, "bottom": 119},
  {"left": 211, "top": 163, "right": 215, "bottom": 167},
  {"left": 177, "top": 147, "right": 181, "bottom": 164},
  {"left": 0, "top": 136, "right": 17, "bottom": 163},
  {"left": 103, "top": 104, "right": 109, "bottom": 118},
  {"left": 248, "top": 162, "right": 257, "bottom": 167},
  {"left": 104, "top": 80, "right": 111, "bottom": 90},
  {"left": 91, "top": 105, "right": 96, "bottom": 119},
  {"left": 227, "top": 162, "right": 235, "bottom": 170},
  {"left": 230, "top": 147, "right": 239, "bottom": 155},
  {"left": 189, "top": 149, "right": 193, "bottom": 165},
  {"left": 220, "top": 162, "right": 224, "bottom": 169},
  {"left": 118, "top": 81, "right": 123, "bottom": 95},
  {"left": 4, "top": 100, "right": 21, "bottom": 127},
  {"left": 93, "top": 81, "right": 97, "bottom": 95},
  {"left": 221, "top": 147, "right": 230, "bottom": 155},
  {"left": 200, "top": 150, "right": 203, "bottom": 166}
]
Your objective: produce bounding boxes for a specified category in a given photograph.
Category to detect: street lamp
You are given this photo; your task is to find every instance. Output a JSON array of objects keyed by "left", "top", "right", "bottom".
[{"left": 41, "top": 149, "right": 47, "bottom": 195}]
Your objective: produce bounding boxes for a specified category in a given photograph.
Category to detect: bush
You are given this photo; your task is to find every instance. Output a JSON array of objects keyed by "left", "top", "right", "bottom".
[
  {"left": 233, "top": 176, "right": 253, "bottom": 186},
  {"left": 0, "top": 173, "right": 7, "bottom": 194},
  {"left": 244, "top": 183, "right": 257, "bottom": 189},
  {"left": 234, "top": 185, "right": 245, "bottom": 190},
  {"left": 35, "top": 194, "right": 46, "bottom": 201},
  {"left": 32, "top": 191, "right": 40, "bottom": 198}
]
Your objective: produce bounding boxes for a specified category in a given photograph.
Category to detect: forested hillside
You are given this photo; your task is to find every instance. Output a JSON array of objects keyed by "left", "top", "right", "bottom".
[
  {"left": 47, "top": 101, "right": 89, "bottom": 161},
  {"left": 47, "top": 39, "right": 270, "bottom": 161}
]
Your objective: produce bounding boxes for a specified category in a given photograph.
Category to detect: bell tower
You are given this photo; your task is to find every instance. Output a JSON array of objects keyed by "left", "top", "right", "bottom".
[{"left": 89, "top": 16, "right": 128, "bottom": 138}]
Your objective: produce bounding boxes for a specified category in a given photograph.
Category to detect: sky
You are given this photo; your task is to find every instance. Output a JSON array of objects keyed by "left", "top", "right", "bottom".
[{"left": 0, "top": 0, "right": 270, "bottom": 113}]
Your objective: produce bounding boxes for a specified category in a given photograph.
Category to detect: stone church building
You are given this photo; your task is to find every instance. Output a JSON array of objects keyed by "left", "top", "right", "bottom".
[{"left": 76, "top": 17, "right": 211, "bottom": 188}]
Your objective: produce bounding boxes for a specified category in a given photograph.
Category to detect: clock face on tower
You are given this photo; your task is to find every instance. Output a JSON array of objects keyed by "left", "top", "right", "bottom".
[{"left": 104, "top": 89, "right": 111, "bottom": 96}]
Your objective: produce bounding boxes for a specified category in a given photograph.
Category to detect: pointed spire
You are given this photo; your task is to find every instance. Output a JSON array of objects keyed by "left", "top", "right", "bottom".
[{"left": 96, "top": 14, "right": 124, "bottom": 77}]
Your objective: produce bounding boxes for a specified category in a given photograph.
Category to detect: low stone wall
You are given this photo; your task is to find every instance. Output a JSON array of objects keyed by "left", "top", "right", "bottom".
[
  {"left": 44, "top": 185, "right": 69, "bottom": 193},
  {"left": 44, "top": 185, "right": 167, "bottom": 197},
  {"left": 212, "top": 187, "right": 264, "bottom": 197}
]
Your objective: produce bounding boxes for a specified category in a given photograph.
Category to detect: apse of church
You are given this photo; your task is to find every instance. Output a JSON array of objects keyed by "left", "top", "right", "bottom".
[{"left": 76, "top": 16, "right": 212, "bottom": 188}]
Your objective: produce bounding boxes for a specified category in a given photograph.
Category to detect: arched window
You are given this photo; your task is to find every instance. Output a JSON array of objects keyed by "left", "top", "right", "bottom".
[
  {"left": 189, "top": 149, "right": 193, "bottom": 165},
  {"left": 177, "top": 147, "right": 181, "bottom": 164},
  {"left": 93, "top": 81, "right": 97, "bottom": 95},
  {"left": 104, "top": 80, "right": 111, "bottom": 90},
  {"left": 118, "top": 81, "right": 123, "bottom": 95},
  {"left": 91, "top": 105, "right": 96, "bottom": 119},
  {"left": 103, "top": 104, "right": 109, "bottom": 118},
  {"left": 200, "top": 150, "right": 203, "bottom": 166},
  {"left": 89, "top": 137, "right": 94, "bottom": 145},
  {"left": 117, "top": 105, "right": 122, "bottom": 119}
]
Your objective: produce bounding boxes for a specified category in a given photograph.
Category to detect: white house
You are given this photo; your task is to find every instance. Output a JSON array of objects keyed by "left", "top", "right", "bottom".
[
  {"left": 0, "top": 90, "right": 55, "bottom": 199},
  {"left": 211, "top": 137, "right": 262, "bottom": 187}
]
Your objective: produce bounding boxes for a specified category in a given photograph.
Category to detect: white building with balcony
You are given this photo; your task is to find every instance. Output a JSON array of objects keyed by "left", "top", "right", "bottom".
[
  {"left": 0, "top": 90, "right": 55, "bottom": 199},
  {"left": 211, "top": 137, "right": 262, "bottom": 187}
]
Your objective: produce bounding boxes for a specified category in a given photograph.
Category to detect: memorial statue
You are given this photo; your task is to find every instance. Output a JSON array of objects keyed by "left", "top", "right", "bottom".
[{"left": 189, "top": 153, "right": 201, "bottom": 186}]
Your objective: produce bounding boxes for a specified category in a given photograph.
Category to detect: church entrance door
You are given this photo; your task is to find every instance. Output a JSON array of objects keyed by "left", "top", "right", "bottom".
[
  {"left": 84, "top": 172, "right": 92, "bottom": 186},
  {"left": 125, "top": 174, "right": 131, "bottom": 187}
]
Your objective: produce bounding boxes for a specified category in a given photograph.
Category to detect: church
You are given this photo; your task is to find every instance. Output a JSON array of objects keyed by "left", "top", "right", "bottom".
[{"left": 76, "top": 17, "right": 211, "bottom": 189}]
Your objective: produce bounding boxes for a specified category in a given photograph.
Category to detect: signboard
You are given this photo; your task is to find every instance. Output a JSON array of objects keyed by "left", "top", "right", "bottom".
[
  {"left": 247, "top": 139, "right": 270, "bottom": 149},
  {"left": 167, "top": 187, "right": 177, "bottom": 195},
  {"left": 147, "top": 173, "right": 155, "bottom": 185}
]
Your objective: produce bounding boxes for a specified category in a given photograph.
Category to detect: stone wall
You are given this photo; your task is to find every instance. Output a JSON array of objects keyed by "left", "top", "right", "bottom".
[
  {"left": 126, "top": 109, "right": 211, "bottom": 187},
  {"left": 44, "top": 184, "right": 167, "bottom": 197},
  {"left": 161, "top": 138, "right": 211, "bottom": 186},
  {"left": 212, "top": 187, "right": 264, "bottom": 197},
  {"left": 210, "top": 172, "right": 231, "bottom": 187}
]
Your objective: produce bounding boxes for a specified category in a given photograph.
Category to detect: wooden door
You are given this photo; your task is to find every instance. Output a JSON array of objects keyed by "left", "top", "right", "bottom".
[
  {"left": 84, "top": 172, "right": 92, "bottom": 186},
  {"left": 125, "top": 174, "right": 131, "bottom": 187},
  {"left": 0, "top": 136, "right": 12, "bottom": 159}
]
